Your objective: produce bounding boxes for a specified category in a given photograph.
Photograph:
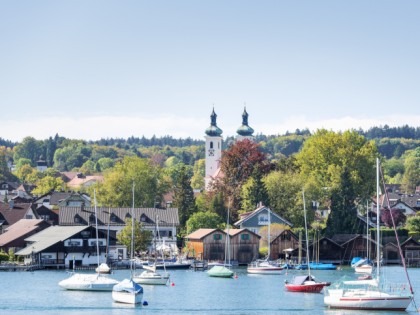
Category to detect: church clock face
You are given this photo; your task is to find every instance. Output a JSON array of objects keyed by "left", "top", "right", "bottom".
[{"left": 208, "top": 148, "right": 214, "bottom": 156}]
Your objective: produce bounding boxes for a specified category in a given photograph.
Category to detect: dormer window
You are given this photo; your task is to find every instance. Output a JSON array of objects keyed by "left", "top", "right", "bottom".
[
  {"left": 74, "top": 215, "right": 80, "bottom": 224},
  {"left": 89, "top": 214, "right": 95, "bottom": 225},
  {"left": 110, "top": 213, "right": 117, "bottom": 223}
]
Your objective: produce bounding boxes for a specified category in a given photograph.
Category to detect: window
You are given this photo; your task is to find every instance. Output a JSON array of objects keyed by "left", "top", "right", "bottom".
[
  {"left": 213, "top": 234, "right": 222, "bottom": 240},
  {"left": 74, "top": 215, "right": 80, "bottom": 224},
  {"left": 89, "top": 214, "right": 95, "bottom": 224},
  {"left": 241, "top": 234, "right": 250, "bottom": 240},
  {"left": 110, "top": 214, "right": 117, "bottom": 223},
  {"left": 210, "top": 141, "right": 213, "bottom": 149},
  {"left": 40, "top": 215, "right": 50, "bottom": 221}
]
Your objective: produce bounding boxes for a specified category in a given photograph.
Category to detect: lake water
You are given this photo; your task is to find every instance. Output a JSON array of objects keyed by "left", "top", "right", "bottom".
[{"left": 1, "top": 266, "right": 420, "bottom": 315}]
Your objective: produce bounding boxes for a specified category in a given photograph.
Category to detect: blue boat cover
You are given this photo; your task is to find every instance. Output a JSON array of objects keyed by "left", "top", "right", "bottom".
[{"left": 113, "top": 279, "right": 143, "bottom": 294}]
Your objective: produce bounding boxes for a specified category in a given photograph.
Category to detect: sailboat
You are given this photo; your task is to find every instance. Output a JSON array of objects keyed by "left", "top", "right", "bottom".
[
  {"left": 59, "top": 191, "right": 119, "bottom": 291},
  {"left": 324, "top": 158, "right": 413, "bottom": 310},
  {"left": 96, "top": 207, "right": 113, "bottom": 274},
  {"left": 133, "top": 215, "right": 170, "bottom": 285},
  {"left": 112, "top": 183, "right": 143, "bottom": 304},
  {"left": 208, "top": 205, "right": 234, "bottom": 278},
  {"left": 353, "top": 201, "right": 374, "bottom": 276},
  {"left": 285, "top": 190, "right": 330, "bottom": 293},
  {"left": 247, "top": 207, "right": 283, "bottom": 275}
]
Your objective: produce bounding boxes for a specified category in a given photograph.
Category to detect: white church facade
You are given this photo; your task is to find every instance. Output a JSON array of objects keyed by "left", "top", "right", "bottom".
[{"left": 204, "top": 108, "right": 254, "bottom": 190}]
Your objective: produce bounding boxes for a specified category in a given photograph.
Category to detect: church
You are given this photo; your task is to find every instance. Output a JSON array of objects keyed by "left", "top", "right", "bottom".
[{"left": 204, "top": 108, "right": 255, "bottom": 190}]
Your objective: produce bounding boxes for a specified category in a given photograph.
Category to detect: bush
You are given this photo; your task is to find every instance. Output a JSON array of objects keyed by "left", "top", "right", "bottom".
[
  {"left": 0, "top": 250, "right": 9, "bottom": 262},
  {"left": 259, "top": 247, "right": 268, "bottom": 258}
]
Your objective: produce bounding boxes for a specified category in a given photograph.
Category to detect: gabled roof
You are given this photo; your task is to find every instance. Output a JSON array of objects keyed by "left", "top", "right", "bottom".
[
  {"left": 310, "top": 236, "right": 343, "bottom": 248},
  {"left": 234, "top": 205, "right": 293, "bottom": 227},
  {"left": 0, "top": 202, "right": 34, "bottom": 226},
  {"left": 67, "top": 175, "right": 104, "bottom": 189},
  {"left": 226, "top": 228, "right": 261, "bottom": 238},
  {"left": 59, "top": 206, "right": 179, "bottom": 227},
  {"left": 186, "top": 228, "right": 222, "bottom": 240},
  {"left": 0, "top": 219, "right": 49, "bottom": 246},
  {"left": 16, "top": 225, "right": 89, "bottom": 255},
  {"left": 401, "top": 236, "right": 420, "bottom": 247}
]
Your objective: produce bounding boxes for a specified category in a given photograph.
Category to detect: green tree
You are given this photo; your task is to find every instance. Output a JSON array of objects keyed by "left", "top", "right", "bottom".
[
  {"left": 406, "top": 215, "right": 420, "bottom": 233},
  {"left": 94, "top": 156, "right": 167, "bottom": 208},
  {"left": 295, "top": 129, "right": 378, "bottom": 236},
  {"left": 240, "top": 167, "right": 270, "bottom": 212},
  {"left": 401, "top": 148, "right": 420, "bottom": 193},
  {"left": 13, "top": 136, "right": 42, "bottom": 166},
  {"left": 259, "top": 223, "right": 290, "bottom": 248},
  {"left": 173, "top": 164, "right": 197, "bottom": 229},
  {"left": 116, "top": 218, "right": 153, "bottom": 255},
  {"left": 31, "top": 175, "right": 64, "bottom": 195},
  {"left": 15, "top": 164, "right": 36, "bottom": 182},
  {"left": 0, "top": 147, "right": 15, "bottom": 181},
  {"left": 96, "top": 157, "right": 115, "bottom": 172},
  {"left": 186, "top": 211, "right": 223, "bottom": 235},
  {"left": 191, "top": 159, "right": 205, "bottom": 190},
  {"left": 0, "top": 250, "right": 8, "bottom": 262}
]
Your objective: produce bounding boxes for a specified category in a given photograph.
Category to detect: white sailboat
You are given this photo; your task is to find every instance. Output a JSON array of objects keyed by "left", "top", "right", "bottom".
[
  {"left": 59, "top": 191, "right": 119, "bottom": 291},
  {"left": 133, "top": 215, "right": 170, "bottom": 285},
  {"left": 353, "top": 201, "right": 374, "bottom": 276},
  {"left": 324, "top": 158, "right": 413, "bottom": 310},
  {"left": 112, "top": 183, "right": 143, "bottom": 304},
  {"left": 208, "top": 205, "right": 234, "bottom": 278},
  {"left": 247, "top": 207, "right": 283, "bottom": 275}
]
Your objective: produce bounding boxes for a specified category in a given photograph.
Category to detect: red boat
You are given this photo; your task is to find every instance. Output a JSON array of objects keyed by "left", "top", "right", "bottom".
[{"left": 285, "top": 275, "right": 331, "bottom": 293}]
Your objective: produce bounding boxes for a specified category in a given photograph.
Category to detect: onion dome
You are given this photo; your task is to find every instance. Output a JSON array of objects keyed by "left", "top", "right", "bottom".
[
  {"left": 236, "top": 107, "right": 254, "bottom": 136},
  {"left": 205, "top": 108, "right": 223, "bottom": 136}
]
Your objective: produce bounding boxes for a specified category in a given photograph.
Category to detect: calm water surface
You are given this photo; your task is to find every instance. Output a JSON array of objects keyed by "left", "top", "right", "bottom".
[{"left": 0, "top": 266, "right": 420, "bottom": 315}]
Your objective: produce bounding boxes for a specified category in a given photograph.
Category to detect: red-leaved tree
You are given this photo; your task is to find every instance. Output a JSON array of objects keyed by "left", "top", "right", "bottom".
[{"left": 380, "top": 208, "right": 406, "bottom": 228}]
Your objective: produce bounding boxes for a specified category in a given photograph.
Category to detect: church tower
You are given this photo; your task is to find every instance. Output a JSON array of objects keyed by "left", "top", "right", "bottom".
[
  {"left": 204, "top": 108, "right": 223, "bottom": 190},
  {"left": 236, "top": 107, "right": 254, "bottom": 141}
]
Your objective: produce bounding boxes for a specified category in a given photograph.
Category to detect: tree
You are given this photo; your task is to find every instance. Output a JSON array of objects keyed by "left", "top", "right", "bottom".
[
  {"left": 96, "top": 157, "right": 115, "bottom": 172},
  {"left": 401, "top": 148, "right": 420, "bottom": 193},
  {"left": 186, "top": 211, "right": 223, "bottom": 235},
  {"left": 31, "top": 175, "right": 64, "bottom": 195},
  {"left": 259, "top": 223, "right": 290, "bottom": 247},
  {"left": 0, "top": 147, "right": 15, "bottom": 181},
  {"left": 94, "top": 156, "right": 167, "bottom": 208},
  {"left": 211, "top": 139, "right": 271, "bottom": 221},
  {"left": 13, "top": 136, "right": 42, "bottom": 166},
  {"left": 295, "top": 129, "right": 378, "bottom": 236},
  {"left": 191, "top": 159, "right": 205, "bottom": 190},
  {"left": 240, "top": 167, "right": 270, "bottom": 212},
  {"left": 116, "top": 218, "right": 153, "bottom": 255},
  {"left": 172, "top": 164, "right": 197, "bottom": 229},
  {"left": 380, "top": 208, "right": 406, "bottom": 228},
  {"left": 406, "top": 215, "right": 420, "bottom": 233}
]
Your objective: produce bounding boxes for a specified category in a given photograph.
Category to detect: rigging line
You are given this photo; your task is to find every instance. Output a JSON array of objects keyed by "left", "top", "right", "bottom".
[{"left": 379, "top": 164, "right": 415, "bottom": 298}]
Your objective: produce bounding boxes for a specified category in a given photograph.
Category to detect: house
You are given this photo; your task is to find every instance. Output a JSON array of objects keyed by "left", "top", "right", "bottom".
[
  {"left": 228, "top": 228, "right": 260, "bottom": 264},
  {"left": 15, "top": 225, "right": 126, "bottom": 268},
  {"left": 59, "top": 206, "right": 179, "bottom": 253},
  {"left": 33, "top": 191, "right": 91, "bottom": 210},
  {"left": 401, "top": 237, "right": 420, "bottom": 267},
  {"left": 270, "top": 229, "right": 300, "bottom": 261},
  {"left": 185, "top": 228, "right": 227, "bottom": 261},
  {"left": 185, "top": 228, "right": 260, "bottom": 264},
  {"left": 0, "top": 201, "right": 38, "bottom": 234},
  {"left": 35, "top": 205, "right": 59, "bottom": 226},
  {"left": 308, "top": 237, "right": 343, "bottom": 264},
  {"left": 0, "top": 181, "right": 19, "bottom": 196},
  {"left": 66, "top": 173, "right": 104, "bottom": 190},
  {"left": 331, "top": 234, "right": 379, "bottom": 264},
  {"left": 0, "top": 219, "right": 50, "bottom": 253},
  {"left": 234, "top": 205, "right": 293, "bottom": 236}
]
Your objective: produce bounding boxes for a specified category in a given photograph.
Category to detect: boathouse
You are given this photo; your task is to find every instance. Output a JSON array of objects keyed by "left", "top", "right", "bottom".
[
  {"left": 270, "top": 229, "right": 300, "bottom": 261},
  {"left": 228, "top": 228, "right": 260, "bottom": 264}
]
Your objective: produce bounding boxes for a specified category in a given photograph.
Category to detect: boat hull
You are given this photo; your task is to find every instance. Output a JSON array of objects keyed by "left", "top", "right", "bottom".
[
  {"left": 324, "top": 290, "right": 412, "bottom": 311},
  {"left": 285, "top": 283, "right": 328, "bottom": 293},
  {"left": 58, "top": 273, "right": 118, "bottom": 291},
  {"left": 247, "top": 267, "right": 283, "bottom": 275},
  {"left": 207, "top": 265, "right": 234, "bottom": 278},
  {"left": 112, "top": 291, "right": 143, "bottom": 304},
  {"left": 133, "top": 272, "right": 170, "bottom": 285}
]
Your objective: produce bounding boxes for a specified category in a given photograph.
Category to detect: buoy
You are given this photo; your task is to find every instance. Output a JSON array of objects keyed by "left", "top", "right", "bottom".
[
  {"left": 171, "top": 282, "right": 175, "bottom": 286},
  {"left": 143, "top": 301, "right": 148, "bottom": 306},
  {"left": 234, "top": 273, "right": 238, "bottom": 279}
]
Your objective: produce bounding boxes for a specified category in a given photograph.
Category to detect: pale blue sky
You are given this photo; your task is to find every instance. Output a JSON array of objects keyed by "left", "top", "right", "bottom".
[{"left": 1, "top": 1, "right": 419, "bottom": 142}]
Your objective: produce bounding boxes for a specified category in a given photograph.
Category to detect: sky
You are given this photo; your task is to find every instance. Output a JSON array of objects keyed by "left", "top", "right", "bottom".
[{"left": 1, "top": 1, "right": 419, "bottom": 142}]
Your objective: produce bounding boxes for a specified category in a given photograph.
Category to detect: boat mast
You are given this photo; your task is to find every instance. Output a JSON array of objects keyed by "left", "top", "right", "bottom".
[
  {"left": 267, "top": 207, "right": 271, "bottom": 261},
  {"left": 131, "top": 182, "right": 135, "bottom": 276},
  {"left": 376, "top": 158, "right": 380, "bottom": 281},
  {"left": 302, "top": 190, "right": 311, "bottom": 278},
  {"left": 366, "top": 200, "right": 369, "bottom": 260},
  {"left": 94, "top": 190, "right": 100, "bottom": 269}
]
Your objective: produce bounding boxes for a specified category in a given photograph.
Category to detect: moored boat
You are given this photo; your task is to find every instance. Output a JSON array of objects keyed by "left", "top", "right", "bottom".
[
  {"left": 112, "top": 278, "right": 143, "bottom": 304},
  {"left": 285, "top": 275, "right": 330, "bottom": 293}
]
